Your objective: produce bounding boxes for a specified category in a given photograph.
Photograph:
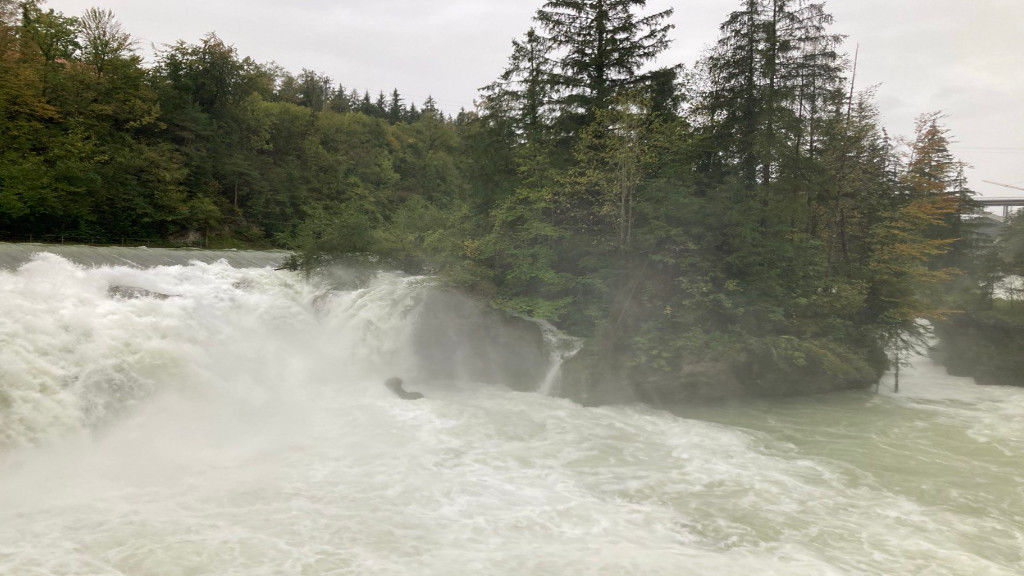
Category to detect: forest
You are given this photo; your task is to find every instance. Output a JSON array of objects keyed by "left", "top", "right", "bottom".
[{"left": 2, "top": 0, "right": 1018, "bottom": 400}]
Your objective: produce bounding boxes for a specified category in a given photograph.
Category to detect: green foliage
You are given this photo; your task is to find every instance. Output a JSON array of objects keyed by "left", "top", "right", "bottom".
[
  {"left": 997, "top": 215, "right": 1024, "bottom": 277},
  {"left": 20, "top": 3, "right": 81, "bottom": 63},
  {"left": 0, "top": 1, "right": 976, "bottom": 400},
  {"left": 536, "top": 0, "right": 674, "bottom": 121}
]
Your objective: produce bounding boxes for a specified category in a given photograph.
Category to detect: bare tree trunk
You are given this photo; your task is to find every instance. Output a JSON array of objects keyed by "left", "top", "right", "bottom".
[{"left": 893, "top": 343, "right": 900, "bottom": 394}]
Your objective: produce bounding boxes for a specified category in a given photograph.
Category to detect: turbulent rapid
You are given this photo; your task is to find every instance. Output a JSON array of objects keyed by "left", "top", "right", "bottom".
[{"left": 1, "top": 248, "right": 1022, "bottom": 575}]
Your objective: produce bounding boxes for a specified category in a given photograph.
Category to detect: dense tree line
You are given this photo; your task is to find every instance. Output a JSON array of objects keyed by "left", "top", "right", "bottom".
[
  {"left": 1, "top": 0, "right": 985, "bottom": 398},
  {"left": 0, "top": 1, "right": 460, "bottom": 247}
]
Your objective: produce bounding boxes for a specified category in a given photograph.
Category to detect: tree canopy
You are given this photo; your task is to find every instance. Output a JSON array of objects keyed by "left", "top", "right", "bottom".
[{"left": 0, "top": 0, "right": 984, "bottom": 400}]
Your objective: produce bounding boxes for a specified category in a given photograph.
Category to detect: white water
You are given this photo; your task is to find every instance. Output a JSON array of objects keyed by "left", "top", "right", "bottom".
[
  {"left": 1, "top": 253, "right": 1022, "bottom": 575},
  {"left": 533, "top": 319, "right": 583, "bottom": 396}
]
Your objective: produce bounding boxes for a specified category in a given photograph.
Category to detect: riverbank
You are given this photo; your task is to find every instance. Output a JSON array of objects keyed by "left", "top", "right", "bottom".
[{"left": 932, "top": 303, "right": 1024, "bottom": 387}]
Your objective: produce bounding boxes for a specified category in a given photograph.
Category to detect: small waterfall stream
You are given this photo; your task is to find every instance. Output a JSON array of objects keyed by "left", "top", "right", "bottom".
[{"left": 532, "top": 319, "right": 584, "bottom": 396}]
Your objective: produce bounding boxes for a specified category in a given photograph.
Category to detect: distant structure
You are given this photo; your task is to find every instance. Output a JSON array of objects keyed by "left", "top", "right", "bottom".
[{"left": 979, "top": 181, "right": 1024, "bottom": 219}]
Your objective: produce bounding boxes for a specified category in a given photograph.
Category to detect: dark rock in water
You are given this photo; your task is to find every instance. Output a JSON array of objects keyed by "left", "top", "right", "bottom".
[
  {"left": 384, "top": 377, "right": 424, "bottom": 400},
  {"left": 108, "top": 285, "right": 172, "bottom": 300},
  {"left": 310, "top": 290, "right": 336, "bottom": 313},
  {"left": 558, "top": 344, "right": 636, "bottom": 406}
]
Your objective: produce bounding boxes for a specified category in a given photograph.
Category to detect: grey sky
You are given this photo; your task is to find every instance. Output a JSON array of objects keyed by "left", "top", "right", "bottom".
[{"left": 45, "top": 0, "right": 1024, "bottom": 197}]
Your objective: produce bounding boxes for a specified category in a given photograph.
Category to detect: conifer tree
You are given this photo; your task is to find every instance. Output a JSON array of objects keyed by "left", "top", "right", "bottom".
[
  {"left": 699, "top": 0, "right": 845, "bottom": 189},
  {"left": 535, "top": 0, "right": 674, "bottom": 126},
  {"left": 904, "top": 112, "right": 956, "bottom": 198},
  {"left": 421, "top": 95, "right": 439, "bottom": 117},
  {"left": 328, "top": 84, "right": 352, "bottom": 113},
  {"left": 480, "top": 27, "right": 556, "bottom": 144},
  {"left": 901, "top": 112, "right": 974, "bottom": 268},
  {"left": 387, "top": 88, "right": 403, "bottom": 123},
  {"left": 296, "top": 69, "right": 332, "bottom": 113},
  {"left": 358, "top": 91, "right": 376, "bottom": 116}
]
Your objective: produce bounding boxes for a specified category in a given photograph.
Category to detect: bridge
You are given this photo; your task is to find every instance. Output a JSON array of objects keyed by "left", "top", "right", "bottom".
[{"left": 975, "top": 197, "right": 1024, "bottom": 219}]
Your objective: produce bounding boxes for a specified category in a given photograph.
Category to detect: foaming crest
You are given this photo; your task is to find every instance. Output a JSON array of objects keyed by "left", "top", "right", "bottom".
[
  {"left": 879, "top": 353, "right": 1024, "bottom": 455},
  {"left": 0, "top": 254, "right": 413, "bottom": 448},
  {"left": 315, "top": 273, "right": 432, "bottom": 385}
]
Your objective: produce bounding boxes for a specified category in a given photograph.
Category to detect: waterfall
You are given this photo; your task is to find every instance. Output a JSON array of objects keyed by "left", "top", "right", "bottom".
[
  {"left": 532, "top": 318, "right": 584, "bottom": 396},
  {"left": 0, "top": 251, "right": 551, "bottom": 448}
]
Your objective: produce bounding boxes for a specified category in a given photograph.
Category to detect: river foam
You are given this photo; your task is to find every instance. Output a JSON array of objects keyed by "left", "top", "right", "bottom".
[{"left": 1, "top": 252, "right": 1021, "bottom": 575}]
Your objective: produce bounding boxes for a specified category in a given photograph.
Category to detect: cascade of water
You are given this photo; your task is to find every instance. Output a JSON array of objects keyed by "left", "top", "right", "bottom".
[
  {"left": 532, "top": 318, "right": 584, "bottom": 396},
  {"left": 0, "top": 253, "right": 317, "bottom": 448},
  {"left": 0, "top": 254, "right": 439, "bottom": 448},
  {"left": 0, "top": 253, "right": 556, "bottom": 447}
]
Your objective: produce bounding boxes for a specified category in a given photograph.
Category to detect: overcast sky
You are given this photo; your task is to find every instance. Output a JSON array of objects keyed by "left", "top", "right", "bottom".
[{"left": 45, "top": 0, "right": 1024, "bottom": 198}]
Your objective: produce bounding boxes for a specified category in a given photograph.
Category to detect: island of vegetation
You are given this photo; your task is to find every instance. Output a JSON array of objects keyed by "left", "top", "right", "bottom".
[{"left": 3, "top": 0, "right": 1019, "bottom": 402}]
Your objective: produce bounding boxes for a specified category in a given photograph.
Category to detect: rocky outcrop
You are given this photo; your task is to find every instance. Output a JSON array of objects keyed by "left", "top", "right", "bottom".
[
  {"left": 560, "top": 349, "right": 744, "bottom": 407},
  {"left": 559, "top": 336, "right": 884, "bottom": 406},
  {"left": 107, "top": 285, "right": 173, "bottom": 300},
  {"left": 933, "top": 313, "right": 1024, "bottom": 387},
  {"left": 411, "top": 288, "right": 550, "bottom": 392}
]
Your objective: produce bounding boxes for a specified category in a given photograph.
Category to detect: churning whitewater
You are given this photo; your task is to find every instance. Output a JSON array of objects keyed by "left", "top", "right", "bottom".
[{"left": 1, "top": 251, "right": 1022, "bottom": 575}]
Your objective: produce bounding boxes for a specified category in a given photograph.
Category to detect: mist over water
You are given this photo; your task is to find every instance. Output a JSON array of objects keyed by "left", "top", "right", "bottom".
[{"left": 1, "top": 250, "right": 1022, "bottom": 575}]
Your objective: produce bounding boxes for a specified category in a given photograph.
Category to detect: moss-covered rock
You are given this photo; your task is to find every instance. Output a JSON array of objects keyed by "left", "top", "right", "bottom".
[
  {"left": 412, "top": 288, "right": 550, "bottom": 391},
  {"left": 933, "top": 311, "right": 1024, "bottom": 387},
  {"left": 559, "top": 334, "right": 884, "bottom": 406}
]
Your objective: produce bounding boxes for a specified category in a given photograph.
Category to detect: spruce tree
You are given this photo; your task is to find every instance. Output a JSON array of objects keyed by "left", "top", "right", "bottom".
[
  {"left": 296, "top": 69, "right": 332, "bottom": 113},
  {"left": 699, "top": 0, "right": 845, "bottom": 189},
  {"left": 480, "top": 27, "right": 556, "bottom": 144},
  {"left": 328, "top": 84, "right": 352, "bottom": 113},
  {"left": 535, "top": 0, "right": 674, "bottom": 126},
  {"left": 387, "top": 88, "right": 403, "bottom": 123},
  {"left": 902, "top": 112, "right": 972, "bottom": 264}
]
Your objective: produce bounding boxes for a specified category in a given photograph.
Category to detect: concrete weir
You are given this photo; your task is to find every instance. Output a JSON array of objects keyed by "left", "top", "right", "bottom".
[{"left": 0, "top": 242, "right": 291, "bottom": 270}]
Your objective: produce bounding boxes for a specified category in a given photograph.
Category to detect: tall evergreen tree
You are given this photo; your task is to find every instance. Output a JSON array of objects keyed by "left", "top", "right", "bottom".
[
  {"left": 328, "top": 83, "right": 352, "bottom": 113},
  {"left": 296, "top": 69, "right": 332, "bottom": 113},
  {"left": 357, "top": 90, "right": 376, "bottom": 116},
  {"left": 904, "top": 112, "right": 957, "bottom": 200},
  {"left": 535, "top": 0, "right": 674, "bottom": 126},
  {"left": 699, "top": 0, "right": 845, "bottom": 189},
  {"left": 480, "top": 27, "right": 556, "bottom": 144},
  {"left": 386, "top": 88, "right": 403, "bottom": 123},
  {"left": 901, "top": 111, "right": 974, "bottom": 267}
]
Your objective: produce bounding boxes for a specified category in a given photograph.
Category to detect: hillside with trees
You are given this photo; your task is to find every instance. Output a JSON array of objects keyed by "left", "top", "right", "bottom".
[{"left": 1, "top": 0, "right": 985, "bottom": 401}]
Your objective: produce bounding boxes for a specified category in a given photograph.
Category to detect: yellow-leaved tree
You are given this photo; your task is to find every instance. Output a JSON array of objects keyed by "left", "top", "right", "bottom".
[{"left": 870, "top": 112, "right": 964, "bottom": 391}]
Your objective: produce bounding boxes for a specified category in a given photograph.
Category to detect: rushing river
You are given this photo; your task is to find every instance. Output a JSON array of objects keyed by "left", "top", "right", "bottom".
[{"left": 1, "top": 247, "right": 1022, "bottom": 575}]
